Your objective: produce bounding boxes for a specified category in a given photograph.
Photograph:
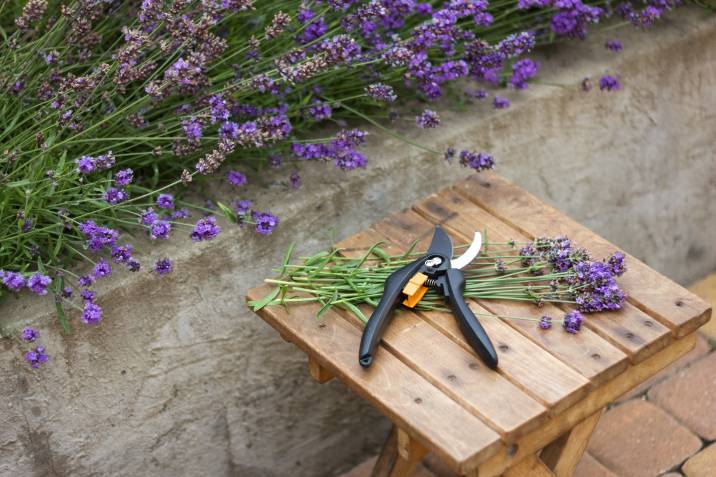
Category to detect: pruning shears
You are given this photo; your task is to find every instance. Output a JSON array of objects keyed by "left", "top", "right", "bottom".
[{"left": 359, "top": 226, "right": 499, "bottom": 370}]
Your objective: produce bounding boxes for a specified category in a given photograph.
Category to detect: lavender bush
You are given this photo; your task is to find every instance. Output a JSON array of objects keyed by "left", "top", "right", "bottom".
[{"left": 0, "top": 0, "right": 679, "bottom": 367}]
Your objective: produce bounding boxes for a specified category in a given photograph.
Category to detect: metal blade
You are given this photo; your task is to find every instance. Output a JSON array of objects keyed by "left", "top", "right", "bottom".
[
  {"left": 451, "top": 232, "right": 482, "bottom": 270},
  {"left": 426, "top": 226, "right": 453, "bottom": 258}
]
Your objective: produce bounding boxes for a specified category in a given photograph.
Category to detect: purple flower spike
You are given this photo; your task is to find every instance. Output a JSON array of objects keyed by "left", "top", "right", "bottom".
[
  {"left": 416, "top": 109, "right": 440, "bottom": 129},
  {"left": 25, "top": 346, "right": 49, "bottom": 368},
  {"left": 510, "top": 59, "right": 539, "bottom": 89},
  {"left": 605, "top": 39, "right": 623, "bottom": 52},
  {"left": 191, "top": 216, "right": 221, "bottom": 241},
  {"left": 82, "top": 302, "right": 102, "bottom": 324},
  {"left": 79, "top": 275, "right": 95, "bottom": 287},
  {"left": 104, "top": 187, "right": 129, "bottom": 205},
  {"left": 94, "top": 259, "right": 112, "bottom": 279},
  {"left": 539, "top": 316, "right": 552, "bottom": 330},
  {"left": 21, "top": 327, "right": 39, "bottom": 342},
  {"left": 227, "top": 170, "right": 247, "bottom": 187},
  {"left": 599, "top": 75, "right": 620, "bottom": 91},
  {"left": 75, "top": 156, "right": 96, "bottom": 174},
  {"left": 563, "top": 310, "right": 584, "bottom": 334},
  {"left": 81, "top": 288, "right": 96, "bottom": 302},
  {"left": 493, "top": 96, "right": 510, "bottom": 109},
  {"left": 154, "top": 258, "right": 173, "bottom": 275},
  {"left": 27, "top": 273, "right": 51, "bottom": 295},
  {"left": 607, "top": 252, "right": 627, "bottom": 276},
  {"left": 140, "top": 208, "right": 158, "bottom": 225},
  {"left": 290, "top": 171, "right": 302, "bottom": 189},
  {"left": 232, "top": 199, "right": 252, "bottom": 216},
  {"left": 253, "top": 211, "right": 279, "bottom": 235},
  {"left": 114, "top": 168, "right": 134, "bottom": 186},
  {"left": 111, "top": 244, "right": 133, "bottom": 264},
  {"left": 459, "top": 151, "right": 495, "bottom": 171},
  {"left": 61, "top": 286, "right": 73, "bottom": 298},
  {"left": 365, "top": 83, "right": 397, "bottom": 103},
  {"left": 2, "top": 271, "right": 26, "bottom": 292},
  {"left": 149, "top": 220, "right": 172, "bottom": 240},
  {"left": 156, "top": 193, "right": 174, "bottom": 209}
]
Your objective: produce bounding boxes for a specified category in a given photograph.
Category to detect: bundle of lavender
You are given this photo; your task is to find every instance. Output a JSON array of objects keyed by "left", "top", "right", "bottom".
[
  {"left": 250, "top": 235, "right": 627, "bottom": 332},
  {"left": 1, "top": 0, "right": 672, "bottom": 367}
]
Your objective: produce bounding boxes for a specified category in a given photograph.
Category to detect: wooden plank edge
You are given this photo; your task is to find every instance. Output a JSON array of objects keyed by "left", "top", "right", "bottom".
[
  {"left": 453, "top": 174, "right": 712, "bottom": 338},
  {"left": 465, "top": 332, "right": 697, "bottom": 477}
]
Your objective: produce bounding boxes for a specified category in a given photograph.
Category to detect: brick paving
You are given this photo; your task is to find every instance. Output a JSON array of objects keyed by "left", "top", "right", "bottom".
[{"left": 337, "top": 273, "right": 716, "bottom": 477}]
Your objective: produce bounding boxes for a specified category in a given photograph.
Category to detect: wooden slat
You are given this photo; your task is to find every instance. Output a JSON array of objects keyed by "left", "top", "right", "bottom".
[
  {"left": 454, "top": 172, "right": 712, "bottom": 337},
  {"left": 246, "top": 284, "right": 501, "bottom": 470},
  {"left": 501, "top": 454, "right": 555, "bottom": 477},
  {"left": 474, "top": 332, "right": 697, "bottom": 477},
  {"left": 416, "top": 189, "right": 673, "bottom": 365},
  {"left": 369, "top": 220, "right": 591, "bottom": 415},
  {"left": 396, "top": 204, "right": 629, "bottom": 385},
  {"left": 336, "top": 232, "right": 548, "bottom": 440}
]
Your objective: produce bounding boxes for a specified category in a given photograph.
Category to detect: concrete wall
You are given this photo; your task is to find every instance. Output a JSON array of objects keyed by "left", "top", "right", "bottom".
[{"left": 1, "top": 7, "right": 715, "bottom": 477}]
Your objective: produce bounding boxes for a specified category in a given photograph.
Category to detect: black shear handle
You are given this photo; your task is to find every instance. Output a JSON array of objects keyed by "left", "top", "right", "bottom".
[
  {"left": 445, "top": 268, "right": 499, "bottom": 369},
  {"left": 358, "top": 258, "right": 426, "bottom": 368}
]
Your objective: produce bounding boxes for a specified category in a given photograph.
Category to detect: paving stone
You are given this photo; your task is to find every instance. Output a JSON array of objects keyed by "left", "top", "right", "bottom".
[
  {"left": 689, "top": 273, "right": 716, "bottom": 342},
  {"left": 682, "top": 443, "right": 716, "bottom": 477},
  {"left": 615, "top": 333, "right": 711, "bottom": 403},
  {"left": 588, "top": 400, "right": 702, "bottom": 477},
  {"left": 649, "top": 351, "right": 716, "bottom": 440},
  {"left": 574, "top": 452, "right": 617, "bottom": 477},
  {"left": 661, "top": 473, "right": 684, "bottom": 477}
]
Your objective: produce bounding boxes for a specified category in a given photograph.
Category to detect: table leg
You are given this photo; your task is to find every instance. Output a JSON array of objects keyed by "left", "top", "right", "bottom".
[
  {"left": 539, "top": 409, "right": 603, "bottom": 476},
  {"left": 371, "top": 426, "right": 428, "bottom": 477}
]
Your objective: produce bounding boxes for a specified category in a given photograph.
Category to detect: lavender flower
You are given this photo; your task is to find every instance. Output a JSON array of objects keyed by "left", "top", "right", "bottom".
[
  {"left": 191, "top": 216, "right": 221, "bottom": 241},
  {"left": 459, "top": 151, "right": 495, "bottom": 171},
  {"left": 510, "top": 59, "right": 539, "bottom": 89},
  {"left": 539, "top": 315, "right": 552, "bottom": 330},
  {"left": 290, "top": 171, "right": 302, "bottom": 189},
  {"left": 21, "top": 327, "right": 40, "bottom": 342},
  {"left": 493, "top": 96, "right": 510, "bottom": 109},
  {"left": 154, "top": 258, "right": 173, "bottom": 275},
  {"left": 104, "top": 187, "right": 129, "bottom": 205},
  {"left": 227, "top": 170, "right": 247, "bottom": 187},
  {"left": 111, "top": 244, "right": 133, "bottom": 264},
  {"left": 27, "top": 273, "right": 51, "bottom": 295},
  {"left": 22, "top": 218, "right": 33, "bottom": 233},
  {"left": 75, "top": 156, "right": 96, "bottom": 174},
  {"left": 82, "top": 302, "right": 102, "bottom": 325},
  {"left": 127, "top": 260, "right": 141, "bottom": 272},
  {"left": 95, "top": 152, "right": 116, "bottom": 170},
  {"left": 61, "top": 286, "right": 73, "bottom": 298},
  {"left": 253, "top": 211, "right": 279, "bottom": 235},
  {"left": 232, "top": 199, "right": 252, "bottom": 216},
  {"left": 79, "top": 275, "right": 95, "bottom": 287},
  {"left": 366, "top": 83, "right": 397, "bottom": 103},
  {"left": 156, "top": 193, "right": 174, "bottom": 209},
  {"left": 149, "top": 220, "right": 171, "bottom": 240},
  {"left": 81, "top": 288, "right": 96, "bottom": 302},
  {"left": 140, "top": 208, "right": 158, "bottom": 225},
  {"left": 607, "top": 252, "right": 627, "bottom": 276},
  {"left": 25, "top": 346, "right": 49, "bottom": 369},
  {"left": 114, "top": 168, "right": 134, "bottom": 186},
  {"left": 94, "top": 259, "right": 112, "bottom": 279},
  {"left": 599, "top": 75, "right": 621, "bottom": 91},
  {"left": 182, "top": 117, "right": 203, "bottom": 143},
  {"left": 171, "top": 208, "right": 190, "bottom": 219},
  {"left": 605, "top": 39, "right": 623, "bottom": 51},
  {"left": 563, "top": 310, "right": 583, "bottom": 333},
  {"left": 416, "top": 109, "right": 440, "bottom": 129}
]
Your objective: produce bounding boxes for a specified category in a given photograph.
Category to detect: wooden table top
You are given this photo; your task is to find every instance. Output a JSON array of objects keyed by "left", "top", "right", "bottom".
[{"left": 246, "top": 172, "right": 711, "bottom": 476}]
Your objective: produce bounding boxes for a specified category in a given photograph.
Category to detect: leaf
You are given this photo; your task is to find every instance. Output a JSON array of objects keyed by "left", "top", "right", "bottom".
[
  {"left": 56, "top": 300, "right": 70, "bottom": 334},
  {"left": 279, "top": 242, "right": 295, "bottom": 276},
  {"left": 342, "top": 302, "right": 368, "bottom": 324},
  {"left": 248, "top": 286, "right": 280, "bottom": 311},
  {"left": 5, "top": 179, "right": 32, "bottom": 188},
  {"left": 216, "top": 201, "right": 237, "bottom": 223},
  {"left": 316, "top": 290, "right": 337, "bottom": 319}
]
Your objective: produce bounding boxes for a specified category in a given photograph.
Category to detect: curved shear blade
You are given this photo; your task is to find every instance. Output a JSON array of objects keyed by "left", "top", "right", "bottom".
[
  {"left": 451, "top": 232, "right": 482, "bottom": 270},
  {"left": 426, "top": 226, "right": 453, "bottom": 258}
]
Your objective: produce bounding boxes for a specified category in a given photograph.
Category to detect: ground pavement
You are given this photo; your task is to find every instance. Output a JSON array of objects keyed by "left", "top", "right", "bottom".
[{"left": 338, "top": 273, "right": 716, "bottom": 477}]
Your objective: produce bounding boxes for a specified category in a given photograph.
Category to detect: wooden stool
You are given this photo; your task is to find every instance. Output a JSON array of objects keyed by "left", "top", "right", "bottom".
[{"left": 247, "top": 172, "right": 711, "bottom": 477}]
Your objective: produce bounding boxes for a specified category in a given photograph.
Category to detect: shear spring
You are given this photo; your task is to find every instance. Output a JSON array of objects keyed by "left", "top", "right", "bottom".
[{"left": 425, "top": 278, "right": 438, "bottom": 287}]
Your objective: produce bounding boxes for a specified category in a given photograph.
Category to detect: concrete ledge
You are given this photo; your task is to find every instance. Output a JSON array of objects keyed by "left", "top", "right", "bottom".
[{"left": 1, "top": 7, "right": 715, "bottom": 477}]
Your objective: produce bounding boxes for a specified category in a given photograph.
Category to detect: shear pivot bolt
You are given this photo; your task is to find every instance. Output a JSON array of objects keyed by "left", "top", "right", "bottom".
[{"left": 425, "top": 257, "right": 442, "bottom": 267}]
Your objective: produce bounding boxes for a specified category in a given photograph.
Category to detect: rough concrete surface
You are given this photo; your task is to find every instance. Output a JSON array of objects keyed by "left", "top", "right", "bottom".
[{"left": 1, "top": 7, "right": 715, "bottom": 477}]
